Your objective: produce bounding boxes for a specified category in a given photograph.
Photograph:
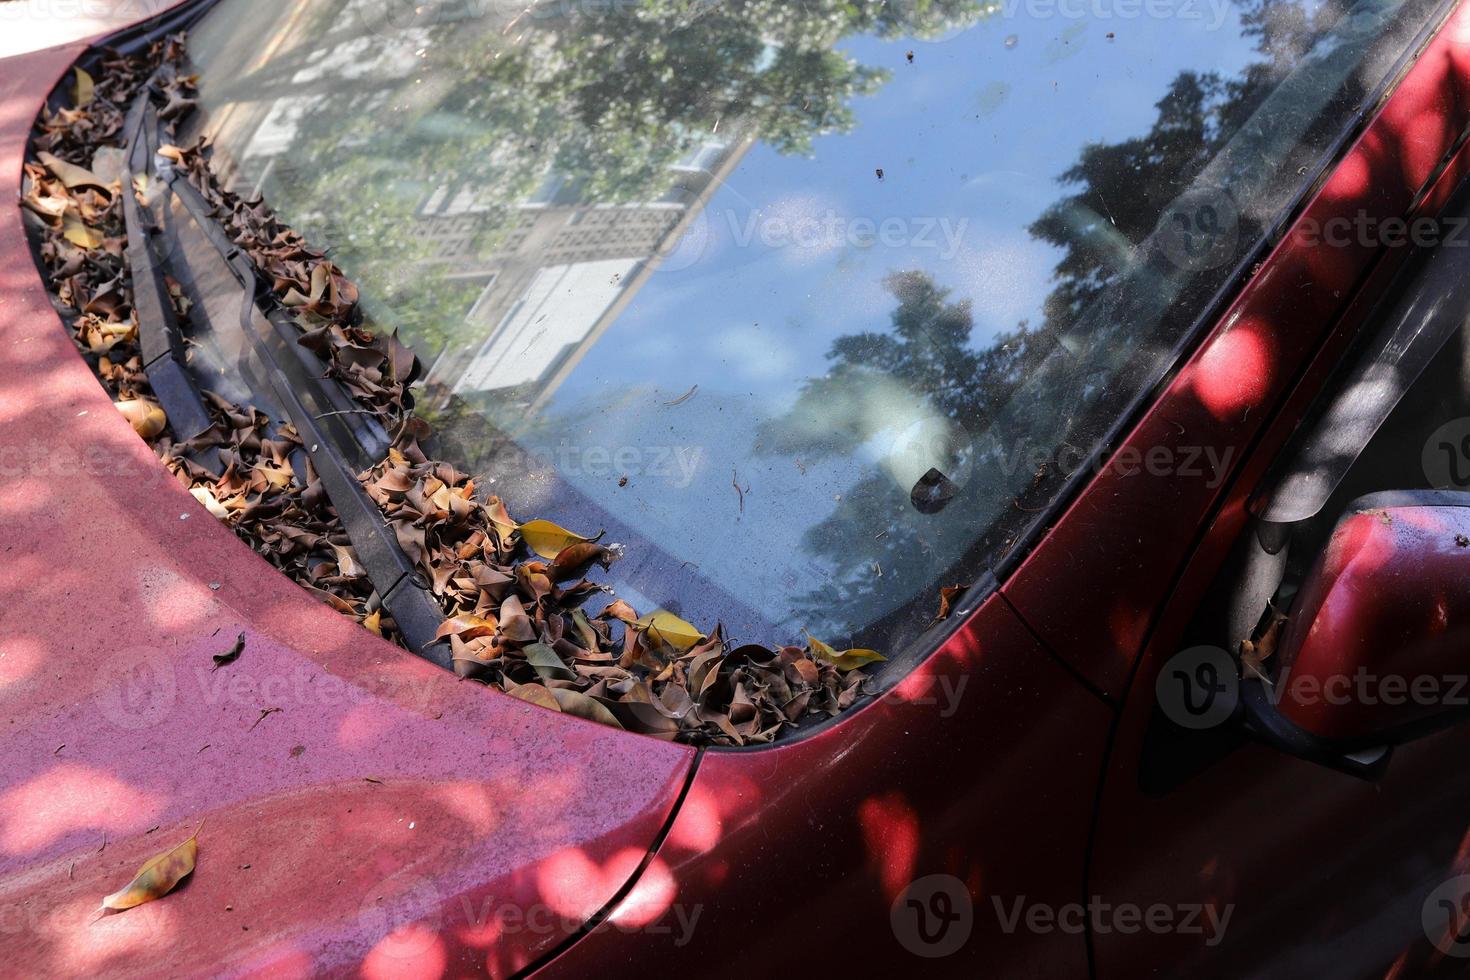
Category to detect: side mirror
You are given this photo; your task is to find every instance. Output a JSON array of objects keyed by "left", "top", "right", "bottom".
[{"left": 1243, "top": 491, "right": 1470, "bottom": 775}]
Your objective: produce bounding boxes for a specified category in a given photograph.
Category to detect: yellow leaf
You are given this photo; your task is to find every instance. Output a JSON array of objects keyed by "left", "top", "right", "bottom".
[
  {"left": 115, "top": 399, "right": 166, "bottom": 439},
  {"left": 189, "top": 487, "right": 229, "bottom": 521},
  {"left": 634, "top": 610, "right": 705, "bottom": 652},
  {"left": 61, "top": 214, "right": 102, "bottom": 249},
  {"left": 101, "top": 826, "right": 200, "bottom": 911},
  {"left": 518, "top": 519, "right": 602, "bottom": 560},
  {"left": 807, "top": 634, "right": 886, "bottom": 672},
  {"left": 506, "top": 683, "right": 562, "bottom": 711},
  {"left": 74, "top": 68, "right": 94, "bottom": 107},
  {"left": 362, "top": 609, "right": 383, "bottom": 636}
]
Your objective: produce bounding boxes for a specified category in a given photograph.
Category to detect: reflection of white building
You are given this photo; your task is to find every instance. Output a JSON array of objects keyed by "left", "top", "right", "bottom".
[
  {"left": 454, "top": 257, "right": 639, "bottom": 392},
  {"left": 423, "top": 139, "right": 751, "bottom": 411},
  {"left": 193, "top": 0, "right": 754, "bottom": 411}
]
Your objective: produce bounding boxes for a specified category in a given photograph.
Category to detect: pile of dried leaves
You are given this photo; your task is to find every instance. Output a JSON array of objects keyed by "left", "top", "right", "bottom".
[
  {"left": 162, "top": 139, "right": 418, "bottom": 426},
  {"left": 26, "top": 38, "right": 393, "bottom": 638},
  {"left": 25, "top": 34, "right": 885, "bottom": 744},
  {"left": 360, "top": 421, "right": 872, "bottom": 742}
]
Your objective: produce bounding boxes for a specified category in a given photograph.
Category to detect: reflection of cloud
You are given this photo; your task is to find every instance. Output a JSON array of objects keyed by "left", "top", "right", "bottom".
[
  {"left": 974, "top": 79, "right": 1011, "bottom": 116},
  {"left": 710, "top": 324, "right": 797, "bottom": 381},
  {"left": 948, "top": 230, "right": 1059, "bottom": 337},
  {"left": 758, "top": 192, "right": 848, "bottom": 266}
]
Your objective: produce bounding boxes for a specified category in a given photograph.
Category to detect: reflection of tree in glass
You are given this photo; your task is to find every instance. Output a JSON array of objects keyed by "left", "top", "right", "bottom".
[
  {"left": 244, "top": 0, "right": 983, "bottom": 353},
  {"left": 755, "top": 270, "right": 1047, "bottom": 636},
  {"left": 1029, "top": 0, "right": 1343, "bottom": 336},
  {"left": 763, "top": 0, "right": 1357, "bottom": 638}
]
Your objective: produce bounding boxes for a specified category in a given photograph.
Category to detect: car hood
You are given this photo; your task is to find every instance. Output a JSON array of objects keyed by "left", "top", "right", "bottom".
[{"left": 0, "top": 36, "right": 695, "bottom": 979}]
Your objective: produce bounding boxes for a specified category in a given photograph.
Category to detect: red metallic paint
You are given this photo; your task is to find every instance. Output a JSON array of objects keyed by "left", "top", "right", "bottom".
[
  {"left": 1002, "top": 3, "right": 1470, "bottom": 700},
  {"left": 0, "top": 33, "right": 695, "bottom": 980},
  {"left": 1074, "top": 7, "right": 1470, "bottom": 977},
  {"left": 533, "top": 598, "right": 1112, "bottom": 978},
  {"left": 1277, "top": 501, "right": 1470, "bottom": 741},
  {"left": 8, "top": 1, "right": 1470, "bottom": 977}
]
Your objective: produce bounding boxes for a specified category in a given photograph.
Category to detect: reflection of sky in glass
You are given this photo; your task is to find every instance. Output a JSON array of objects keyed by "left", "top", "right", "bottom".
[
  {"left": 189, "top": 0, "right": 1408, "bottom": 647},
  {"left": 518, "top": 10, "right": 1260, "bottom": 633}
]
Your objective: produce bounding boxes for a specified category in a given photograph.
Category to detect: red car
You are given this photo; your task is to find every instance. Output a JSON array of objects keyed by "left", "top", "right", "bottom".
[{"left": 6, "top": 0, "right": 1470, "bottom": 976}]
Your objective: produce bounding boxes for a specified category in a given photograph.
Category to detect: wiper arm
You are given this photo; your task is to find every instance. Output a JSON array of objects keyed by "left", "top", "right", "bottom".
[
  {"left": 123, "top": 90, "right": 451, "bottom": 667},
  {"left": 233, "top": 271, "right": 452, "bottom": 667}
]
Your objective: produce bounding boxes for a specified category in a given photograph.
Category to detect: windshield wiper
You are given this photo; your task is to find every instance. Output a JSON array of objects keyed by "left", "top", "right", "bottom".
[
  {"left": 121, "top": 92, "right": 216, "bottom": 472},
  {"left": 121, "top": 89, "right": 452, "bottom": 669}
]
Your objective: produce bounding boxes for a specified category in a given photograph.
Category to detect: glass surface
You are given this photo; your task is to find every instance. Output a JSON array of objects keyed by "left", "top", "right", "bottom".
[{"left": 183, "top": 0, "right": 1446, "bottom": 654}]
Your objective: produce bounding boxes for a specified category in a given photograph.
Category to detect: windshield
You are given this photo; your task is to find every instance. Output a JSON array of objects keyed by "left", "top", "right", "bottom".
[{"left": 182, "top": 0, "right": 1446, "bottom": 658}]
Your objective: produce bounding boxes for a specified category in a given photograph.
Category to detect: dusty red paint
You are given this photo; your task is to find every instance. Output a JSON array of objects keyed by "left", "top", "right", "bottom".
[
  {"left": 0, "top": 34, "right": 694, "bottom": 980},
  {"left": 1183, "top": 319, "right": 1274, "bottom": 421},
  {"left": 7, "top": 1, "right": 1470, "bottom": 977}
]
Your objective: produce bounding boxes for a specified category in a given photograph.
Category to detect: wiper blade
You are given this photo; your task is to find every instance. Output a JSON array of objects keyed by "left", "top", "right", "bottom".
[
  {"left": 122, "top": 89, "right": 451, "bottom": 667},
  {"left": 121, "top": 92, "right": 216, "bottom": 472},
  {"left": 233, "top": 273, "right": 452, "bottom": 667},
  {"left": 166, "top": 174, "right": 392, "bottom": 469}
]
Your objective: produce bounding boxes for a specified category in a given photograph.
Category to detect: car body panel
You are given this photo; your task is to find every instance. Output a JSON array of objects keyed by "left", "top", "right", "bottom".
[
  {"left": 1079, "top": 9, "right": 1470, "bottom": 975},
  {"left": 1278, "top": 496, "right": 1470, "bottom": 741},
  {"left": 0, "top": 37, "right": 695, "bottom": 979},
  {"left": 9, "top": 1, "right": 1470, "bottom": 977},
  {"left": 1002, "top": 1, "right": 1470, "bottom": 700},
  {"left": 534, "top": 597, "right": 1112, "bottom": 977}
]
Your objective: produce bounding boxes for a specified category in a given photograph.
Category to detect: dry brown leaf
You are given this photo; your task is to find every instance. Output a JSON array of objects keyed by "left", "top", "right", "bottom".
[
  {"left": 507, "top": 683, "right": 561, "bottom": 711},
  {"left": 38, "top": 151, "right": 109, "bottom": 192},
  {"left": 549, "top": 687, "right": 624, "bottom": 728},
  {"left": 933, "top": 583, "right": 968, "bottom": 623},
  {"left": 190, "top": 486, "right": 229, "bottom": 521},
  {"left": 100, "top": 824, "right": 201, "bottom": 911},
  {"left": 523, "top": 642, "right": 576, "bottom": 681},
  {"left": 434, "top": 614, "right": 498, "bottom": 642},
  {"left": 115, "top": 399, "right": 165, "bottom": 438},
  {"left": 1240, "top": 610, "right": 1287, "bottom": 683},
  {"left": 211, "top": 632, "right": 245, "bottom": 672}
]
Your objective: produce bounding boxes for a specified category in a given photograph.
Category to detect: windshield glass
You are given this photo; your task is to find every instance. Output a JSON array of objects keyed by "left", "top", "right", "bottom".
[{"left": 183, "top": 0, "right": 1445, "bottom": 657}]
